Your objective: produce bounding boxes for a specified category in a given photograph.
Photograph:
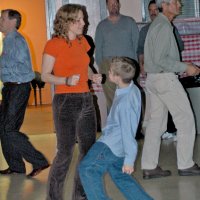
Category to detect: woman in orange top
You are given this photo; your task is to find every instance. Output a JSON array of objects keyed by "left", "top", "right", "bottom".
[{"left": 41, "top": 4, "right": 101, "bottom": 200}]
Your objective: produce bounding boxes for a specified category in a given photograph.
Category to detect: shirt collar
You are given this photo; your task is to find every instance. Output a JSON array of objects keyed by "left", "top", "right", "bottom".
[
  {"left": 159, "top": 13, "right": 173, "bottom": 27},
  {"left": 115, "top": 80, "right": 133, "bottom": 96},
  {"left": 5, "top": 30, "right": 17, "bottom": 39}
]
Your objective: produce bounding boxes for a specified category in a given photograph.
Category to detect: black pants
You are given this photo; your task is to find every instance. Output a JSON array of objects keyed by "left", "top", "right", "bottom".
[
  {"left": 167, "top": 112, "right": 177, "bottom": 133},
  {"left": 46, "top": 92, "right": 96, "bottom": 200},
  {"left": 0, "top": 83, "right": 48, "bottom": 173}
]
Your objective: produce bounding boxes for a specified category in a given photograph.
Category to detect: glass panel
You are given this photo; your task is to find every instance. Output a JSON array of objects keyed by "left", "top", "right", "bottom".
[
  {"left": 45, "top": 0, "right": 57, "bottom": 39},
  {"left": 177, "top": 0, "right": 200, "bottom": 18}
]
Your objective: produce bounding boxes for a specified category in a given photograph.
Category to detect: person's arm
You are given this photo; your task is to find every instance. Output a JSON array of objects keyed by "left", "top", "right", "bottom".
[
  {"left": 185, "top": 63, "right": 200, "bottom": 76},
  {"left": 152, "top": 25, "right": 187, "bottom": 72},
  {"left": 138, "top": 54, "right": 145, "bottom": 75},
  {"left": 95, "top": 24, "right": 103, "bottom": 66},
  {"left": 131, "top": 19, "right": 139, "bottom": 61},
  {"left": 173, "top": 25, "right": 184, "bottom": 52},
  {"left": 10, "top": 36, "right": 34, "bottom": 81},
  {"left": 41, "top": 54, "right": 80, "bottom": 86},
  {"left": 88, "top": 66, "right": 102, "bottom": 84},
  {"left": 153, "top": 25, "right": 200, "bottom": 75},
  {"left": 118, "top": 92, "right": 140, "bottom": 172},
  {"left": 137, "top": 26, "right": 148, "bottom": 74}
]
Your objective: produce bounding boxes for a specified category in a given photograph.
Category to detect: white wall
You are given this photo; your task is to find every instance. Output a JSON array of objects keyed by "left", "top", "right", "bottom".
[{"left": 120, "top": 0, "right": 143, "bottom": 22}]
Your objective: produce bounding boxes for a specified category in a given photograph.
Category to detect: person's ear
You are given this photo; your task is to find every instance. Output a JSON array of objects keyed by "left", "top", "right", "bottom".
[{"left": 11, "top": 18, "right": 17, "bottom": 28}]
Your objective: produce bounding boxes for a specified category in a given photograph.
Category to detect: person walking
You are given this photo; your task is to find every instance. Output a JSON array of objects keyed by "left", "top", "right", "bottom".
[
  {"left": 141, "top": 0, "right": 200, "bottom": 179},
  {"left": 0, "top": 9, "right": 49, "bottom": 177},
  {"left": 137, "top": 0, "right": 184, "bottom": 140}
]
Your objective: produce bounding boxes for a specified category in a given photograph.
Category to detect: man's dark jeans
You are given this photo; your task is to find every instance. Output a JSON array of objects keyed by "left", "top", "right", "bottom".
[
  {"left": 47, "top": 92, "right": 96, "bottom": 200},
  {"left": 0, "top": 83, "right": 48, "bottom": 172}
]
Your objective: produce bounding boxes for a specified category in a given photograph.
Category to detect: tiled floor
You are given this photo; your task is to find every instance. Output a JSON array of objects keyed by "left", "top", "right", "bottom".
[{"left": 0, "top": 105, "right": 200, "bottom": 200}]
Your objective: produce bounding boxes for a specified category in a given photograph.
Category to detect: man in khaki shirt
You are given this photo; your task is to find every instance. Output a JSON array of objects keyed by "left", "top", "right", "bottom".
[{"left": 141, "top": 0, "right": 200, "bottom": 179}]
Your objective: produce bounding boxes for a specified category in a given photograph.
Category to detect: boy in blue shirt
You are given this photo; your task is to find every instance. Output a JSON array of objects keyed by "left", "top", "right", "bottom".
[{"left": 79, "top": 57, "right": 153, "bottom": 200}]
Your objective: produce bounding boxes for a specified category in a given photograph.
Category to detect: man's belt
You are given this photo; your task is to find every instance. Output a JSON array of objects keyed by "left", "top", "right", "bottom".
[{"left": 3, "top": 82, "right": 29, "bottom": 86}]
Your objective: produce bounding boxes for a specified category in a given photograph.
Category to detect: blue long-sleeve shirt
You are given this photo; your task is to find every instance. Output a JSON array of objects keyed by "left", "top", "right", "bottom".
[
  {"left": 0, "top": 31, "right": 34, "bottom": 83},
  {"left": 98, "top": 81, "right": 141, "bottom": 166}
]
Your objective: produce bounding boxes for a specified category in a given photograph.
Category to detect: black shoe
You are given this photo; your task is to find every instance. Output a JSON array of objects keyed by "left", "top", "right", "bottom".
[
  {"left": 135, "top": 132, "right": 144, "bottom": 140},
  {"left": 143, "top": 166, "right": 171, "bottom": 179},
  {"left": 178, "top": 164, "right": 200, "bottom": 176},
  {"left": 27, "top": 164, "right": 50, "bottom": 178},
  {"left": 0, "top": 168, "right": 25, "bottom": 175}
]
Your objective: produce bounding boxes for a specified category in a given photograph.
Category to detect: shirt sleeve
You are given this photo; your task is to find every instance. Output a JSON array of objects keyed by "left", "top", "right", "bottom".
[
  {"left": 43, "top": 39, "right": 59, "bottom": 57},
  {"left": 152, "top": 24, "right": 187, "bottom": 72},
  {"left": 13, "top": 36, "right": 32, "bottom": 74},
  {"left": 174, "top": 26, "right": 184, "bottom": 52},
  {"left": 131, "top": 19, "right": 139, "bottom": 61},
  {"left": 137, "top": 26, "right": 147, "bottom": 56},
  {"left": 1, "top": 33, "right": 34, "bottom": 83},
  {"left": 95, "top": 23, "right": 103, "bottom": 66},
  {"left": 118, "top": 94, "right": 140, "bottom": 167}
]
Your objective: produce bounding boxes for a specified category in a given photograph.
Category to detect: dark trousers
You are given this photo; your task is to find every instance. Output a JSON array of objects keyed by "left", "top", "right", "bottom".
[
  {"left": 167, "top": 112, "right": 177, "bottom": 133},
  {"left": 0, "top": 83, "right": 48, "bottom": 173},
  {"left": 46, "top": 92, "right": 96, "bottom": 200}
]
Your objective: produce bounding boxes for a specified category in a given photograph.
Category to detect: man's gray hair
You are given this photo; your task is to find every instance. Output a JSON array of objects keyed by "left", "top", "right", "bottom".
[{"left": 156, "top": 0, "right": 171, "bottom": 9}]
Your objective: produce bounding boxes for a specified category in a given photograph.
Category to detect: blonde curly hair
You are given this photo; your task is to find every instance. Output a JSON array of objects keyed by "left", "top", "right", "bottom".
[{"left": 53, "top": 4, "right": 84, "bottom": 44}]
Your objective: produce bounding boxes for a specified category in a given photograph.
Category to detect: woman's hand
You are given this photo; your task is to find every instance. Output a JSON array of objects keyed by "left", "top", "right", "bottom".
[
  {"left": 67, "top": 74, "right": 80, "bottom": 86},
  {"left": 92, "top": 74, "right": 102, "bottom": 84}
]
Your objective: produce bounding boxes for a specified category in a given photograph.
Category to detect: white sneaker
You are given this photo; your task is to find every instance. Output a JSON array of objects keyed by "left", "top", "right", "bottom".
[
  {"left": 161, "top": 131, "right": 177, "bottom": 140},
  {"left": 173, "top": 135, "right": 177, "bottom": 142}
]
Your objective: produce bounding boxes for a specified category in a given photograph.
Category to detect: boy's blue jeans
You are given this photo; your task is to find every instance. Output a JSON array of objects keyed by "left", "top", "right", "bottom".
[{"left": 79, "top": 142, "right": 153, "bottom": 200}]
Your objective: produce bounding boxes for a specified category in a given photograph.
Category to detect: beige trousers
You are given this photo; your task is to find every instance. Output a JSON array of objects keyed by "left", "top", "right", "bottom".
[
  {"left": 142, "top": 73, "right": 196, "bottom": 170},
  {"left": 141, "top": 88, "right": 151, "bottom": 133}
]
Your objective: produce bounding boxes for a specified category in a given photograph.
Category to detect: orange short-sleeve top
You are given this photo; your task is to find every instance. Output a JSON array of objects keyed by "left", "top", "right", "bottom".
[{"left": 43, "top": 36, "right": 90, "bottom": 94}]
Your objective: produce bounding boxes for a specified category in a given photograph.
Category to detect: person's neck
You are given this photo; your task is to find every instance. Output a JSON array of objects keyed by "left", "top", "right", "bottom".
[
  {"left": 108, "top": 14, "right": 120, "bottom": 23},
  {"left": 68, "top": 31, "right": 77, "bottom": 40},
  {"left": 117, "top": 81, "right": 130, "bottom": 89},
  {"left": 162, "top": 11, "right": 175, "bottom": 22},
  {"left": 3, "top": 28, "right": 16, "bottom": 36}
]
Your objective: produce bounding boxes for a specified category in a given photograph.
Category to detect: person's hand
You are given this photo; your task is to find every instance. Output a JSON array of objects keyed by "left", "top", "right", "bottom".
[
  {"left": 67, "top": 74, "right": 80, "bottom": 86},
  {"left": 139, "top": 55, "right": 146, "bottom": 75},
  {"left": 185, "top": 63, "right": 200, "bottom": 76},
  {"left": 140, "top": 64, "right": 146, "bottom": 75},
  {"left": 122, "top": 165, "right": 134, "bottom": 175},
  {"left": 92, "top": 74, "right": 102, "bottom": 84}
]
